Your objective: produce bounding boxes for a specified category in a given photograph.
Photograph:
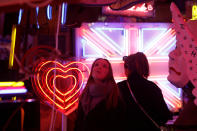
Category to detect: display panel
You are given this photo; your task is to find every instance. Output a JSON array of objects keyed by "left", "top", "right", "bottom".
[{"left": 75, "top": 22, "right": 181, "bottom": 111}]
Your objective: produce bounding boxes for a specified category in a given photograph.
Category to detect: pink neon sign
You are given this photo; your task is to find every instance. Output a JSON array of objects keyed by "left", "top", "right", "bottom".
[
  {"left": 128, "top": 3, "right": 153, "bottom": 12},
  {"left": 32, "top": 60, "right": 90, "bottom": 115},
  {"left": 103, "top": 1, "right": 154, "bottom": 17}
]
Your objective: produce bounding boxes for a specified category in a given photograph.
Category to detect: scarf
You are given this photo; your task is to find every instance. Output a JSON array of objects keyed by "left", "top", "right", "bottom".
[{"left": 80, "top": 81, "right": 113, "bottom": 116}]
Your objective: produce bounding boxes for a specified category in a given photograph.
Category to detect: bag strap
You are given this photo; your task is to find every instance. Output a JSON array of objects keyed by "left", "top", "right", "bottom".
[{"left": 126, "top": 81, "right": 161, "bottom": 129}]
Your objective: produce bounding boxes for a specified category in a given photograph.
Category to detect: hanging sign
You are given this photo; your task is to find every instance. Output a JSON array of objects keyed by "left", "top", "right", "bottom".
[{"left": 103, "top": 1, "right": 154, "bottom": 17}]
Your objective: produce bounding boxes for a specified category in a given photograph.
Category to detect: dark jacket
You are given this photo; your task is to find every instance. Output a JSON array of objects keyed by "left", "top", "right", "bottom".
[
  {"left": 118, "top": 72, "right": 173, "bottom": 131},
  {"left": 74, "top": 98, "right": 125, "bottom": 131},
  {"left": 174, "top": 81, "right": 197, "bottom": 131}
]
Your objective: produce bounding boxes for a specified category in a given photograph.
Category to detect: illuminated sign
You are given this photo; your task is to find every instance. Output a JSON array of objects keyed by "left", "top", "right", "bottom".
[
  {"left": 192, "top": 4, "right": 197, "bottom": 20},
  {"left": 9, "top": 25, "right": 16, "bottom": 69},
  {"left": 75, "top": 22, "right": 181, "bottom": 111},
  {"left": 0, "top": 81, "right": 27, "bottom": 94},
  {"left": 32, "top": 60, "right": 90, "bottom": 115},
  {"left": 103, "top": 1, "right": 154, "bottom": 17}
]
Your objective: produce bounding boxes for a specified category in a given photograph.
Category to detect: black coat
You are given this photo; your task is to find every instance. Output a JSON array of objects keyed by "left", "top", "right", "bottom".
[
  {"left": 118, "top": 72, "right": 173, "bottom": 131},
  {"left": 74, "top": 98, "right": 126, "bottom": 131},
  {"left": 174, "top": 81, "right": 197, "bottom": 131}
]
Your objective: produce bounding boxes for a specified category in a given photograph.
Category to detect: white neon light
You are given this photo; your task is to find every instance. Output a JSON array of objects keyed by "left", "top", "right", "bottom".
[
  {"left": 157, "top": 81, "right": 182, "bottom": 99},
  {"left": 26, "top": 99, "right": 36, "bottom": 103},
  {"left": 125, "top": 29, "right": 129, "bottom": 55},
  {"left": 61, "top": 2, "right": 67, "bottom": 25},
  {"left": 95, "top": 28, "right": 125, "bottom": 50},
  {"left": 0, "top": 89, "right": 27, "bottom": 94},
  {"left": 36, "top": 6, "right": 39, "bottom": 15},
  {"left": 161, "top": 38, "right": 176, "bottom": 55},
  {"left": 152, "top": 29, "right": 176, "bottom": 55},
  {"left": 157, "top": 36, "right": 176, "bottom": 55},
  {"left": 138, "top": 29, "right": 143, "bottom": 52},
  {"left": 148, "top": 76, "right": 168, "bottom": 81},
  {"left": 83, "top": 37, "right": 109, "bottom": 58},
  {"left": 91, "top": 28, "right": 122, "bottom": 55},
  {"left": 96, "top": 28, "right": 124, "bottom": 54},
  {"left": 141, "top": 28, "right": 167, "bottom": 53},
  {"left": 82, "top": 29, "right": 112, "bottom": 58},
  {"left": 96, "top": 27, "right": 129, "bottom": 56},
  {"left": 18, "top": 9, "right": 23, "bottom": 24},
  {"left": 47, "top": 5, "right": 52, "bottom": 20},
  {"left": 82, "top": 39, "right": 102, "bottom": 57},
  {"left": 164, "top": 99, "right": 176, "bottom": 108},
  {"left": 36, "top": 6, "right": 40, "bottom": 29},
  {"left": 143, "top": 28, "right": 168, "bottom": 53},
  {"left": 144, "top": 28, "right": 173, "bottom": 56}
]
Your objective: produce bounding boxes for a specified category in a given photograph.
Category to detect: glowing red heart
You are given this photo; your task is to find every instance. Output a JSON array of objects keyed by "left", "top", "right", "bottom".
[{"left": 32, "top": 60, "right": 90, "bottom": 115}]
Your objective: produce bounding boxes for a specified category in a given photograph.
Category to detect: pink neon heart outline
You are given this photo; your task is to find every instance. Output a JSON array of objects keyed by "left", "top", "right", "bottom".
[
  {"left": 33, "top": 60, "right": 90, "bottom": 115},
  {"left": 36, "top": 64, "right": 83, "bottom": 110},
  {"left": 45, "top": 67, "right": 84, "bottom": 103},
  {"left": 52, "top": 75, "right": 77, "bottom": 96}
]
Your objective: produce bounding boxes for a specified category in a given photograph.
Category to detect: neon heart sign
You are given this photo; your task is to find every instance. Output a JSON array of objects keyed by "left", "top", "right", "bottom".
[{"left": 32, "top": 60, "right": 90, "bottom": 115}]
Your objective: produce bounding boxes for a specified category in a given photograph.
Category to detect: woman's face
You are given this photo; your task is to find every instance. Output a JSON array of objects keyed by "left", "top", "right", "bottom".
[
  {"left": 167, "top": 45, "right": 189, "bottom": 88},
  {"left": 92, "top": 59, "right": 110, "bottom": 81}
]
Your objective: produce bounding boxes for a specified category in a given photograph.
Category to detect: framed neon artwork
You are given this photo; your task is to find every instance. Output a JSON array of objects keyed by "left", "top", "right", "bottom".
[{"left": 75, "top": 22, "right": 181, "bottom": 111}]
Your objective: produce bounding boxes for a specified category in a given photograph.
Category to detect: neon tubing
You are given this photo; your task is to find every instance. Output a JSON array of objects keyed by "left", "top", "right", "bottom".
[
  {"left": 18, "top": 9, "right": 23, "bottom": 24},
  {"left": 47, "top": 5, "right": 52, "bottom": 20},
  {"left": 9, "top": 26, "right": 16, "bottom": 69},
  {"left": 61, "top": 2, "right": 67, "bottom": 25},
  {"left": 0, "top": 89, "right": 27, "bottom": 94},
  {"left": 0, "top": 81, "right": 24, "bottom": 87}
]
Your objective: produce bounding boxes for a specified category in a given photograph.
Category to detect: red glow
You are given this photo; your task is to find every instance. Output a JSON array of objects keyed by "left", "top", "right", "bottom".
[
  {"left": 128, "top": 3, "right": 152, "bottom": 12},
  {"left": 32, "top": 60, "right": 90, "bottom": 115},
  {"left": 103, "top": 2, "right": 154, "bottom": 17}
]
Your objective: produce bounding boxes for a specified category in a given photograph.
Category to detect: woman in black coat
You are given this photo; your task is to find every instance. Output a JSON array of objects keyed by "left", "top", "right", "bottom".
[
  {"left": 74, "top": 58, "right": 125, "bottom": 131},
  {"left": 118, "top": 52, "right": 173, "bottom": 131}
]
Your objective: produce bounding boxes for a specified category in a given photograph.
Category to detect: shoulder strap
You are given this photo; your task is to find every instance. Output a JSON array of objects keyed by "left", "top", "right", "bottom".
[{"left": 126, "top": 81, "right": 160, "bottom": 129}]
